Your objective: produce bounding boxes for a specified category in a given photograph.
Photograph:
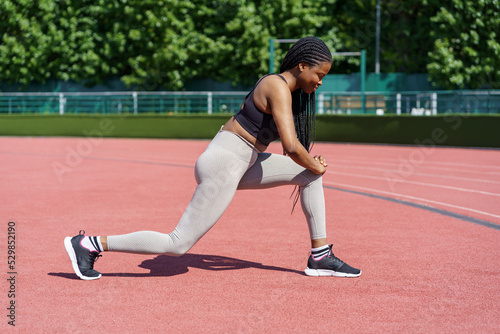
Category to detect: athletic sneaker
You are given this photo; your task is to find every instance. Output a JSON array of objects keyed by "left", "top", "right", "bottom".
[
  {"left": 64, "top": 230, "right": 102, "bottom": 280},
  {"left": 304, "top": 245, "right": 361, "bottom": 277}
]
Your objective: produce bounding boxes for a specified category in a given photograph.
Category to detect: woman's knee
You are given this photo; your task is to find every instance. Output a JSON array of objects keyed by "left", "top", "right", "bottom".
[
  {"left": 169, "top": 241, "right": 194, "bottom": 256},
  {"left": 144, "top": 231, "right": 195, "bottom": 256},
  {"left": 297, "top": 170, "right": 323, "bottom": 188},
  {"left": 163, "top": 232, "right": 197, "bottom": 256}
]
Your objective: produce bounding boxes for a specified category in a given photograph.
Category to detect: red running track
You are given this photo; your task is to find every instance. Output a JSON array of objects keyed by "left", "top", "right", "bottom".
[{"left": 1, "top": 136, "right": 499, "bottom": 333}]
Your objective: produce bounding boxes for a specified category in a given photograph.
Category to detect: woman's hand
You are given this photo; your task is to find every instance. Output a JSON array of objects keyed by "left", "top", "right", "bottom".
[
  {"left": 314, "top": 155, "right": 328, "bottom": 167},
  {"left": 313, "top": 155, "right": 328, "bottom": 174}
]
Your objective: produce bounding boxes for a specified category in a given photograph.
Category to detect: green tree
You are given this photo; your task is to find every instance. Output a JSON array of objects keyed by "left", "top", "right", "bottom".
[
  {"left": 220, "top": 0, "right": 343, "bottom": 82},
  {"left": 427, "top": 0, "right": 500, "bottom": 89},
  {"left": 0, "top": 0, "right": 346, "bottom": 90},
  {"left": 0, "top": 0, "right": 55, "bottom": 85},
  {"left": 0, "top": 0, "right": 112, "bottom": 85},
  {"left": 330, "top": 0, "right": 437, "bottom": 73},
  {"left": 120, "top": 0, "right": 345, "bottom": 88}
]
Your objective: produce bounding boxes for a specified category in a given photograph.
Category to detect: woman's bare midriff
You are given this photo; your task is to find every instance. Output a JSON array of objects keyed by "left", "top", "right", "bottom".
[{"left": 222, "top": 117, "right": 267, "bottom": 152}]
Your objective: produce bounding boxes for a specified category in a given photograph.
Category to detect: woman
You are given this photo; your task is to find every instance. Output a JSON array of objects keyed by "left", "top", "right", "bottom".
[{"left": 64, "top": 36, "right": 361, "bottom": 280}]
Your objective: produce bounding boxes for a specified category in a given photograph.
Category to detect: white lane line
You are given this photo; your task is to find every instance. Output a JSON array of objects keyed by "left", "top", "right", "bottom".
[
  {"left": 329, "top": 171, "right": 500, "bottom": 197},
  {"left": 333, "top": 164, "right": 500, "bottom": 185},
  {"left": 334, "top": 156, "right": 500, "bottom": 170},
  {"left": 324, "top": 181, "right": 500, "bottom": 220},
  {"left": 332, "top": 158, "right": 500, "bottom": 176}
]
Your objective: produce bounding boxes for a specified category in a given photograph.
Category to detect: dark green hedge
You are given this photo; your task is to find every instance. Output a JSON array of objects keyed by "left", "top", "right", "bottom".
[
  {"left": 315, "top": 114, "right": 500, "bottom": 147},
  {"left": 1, "top": 114, "right": 499, "bottom": 148}
]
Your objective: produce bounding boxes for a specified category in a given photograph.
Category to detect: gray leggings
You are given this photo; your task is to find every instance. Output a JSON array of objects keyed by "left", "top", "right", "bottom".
[{"left": 107, "top": 130, "right": 326, "bottom": 255}]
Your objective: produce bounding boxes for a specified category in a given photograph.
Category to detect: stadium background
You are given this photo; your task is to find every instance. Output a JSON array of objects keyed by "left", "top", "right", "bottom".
[
  {"left": 1, "top": 2, "right": 500, "bottom": 333},
  {"left": 0, "top": 0, "right": 499, "bottom": 148}
]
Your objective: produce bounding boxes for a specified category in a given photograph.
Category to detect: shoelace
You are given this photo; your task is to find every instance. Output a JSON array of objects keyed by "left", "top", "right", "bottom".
[
  {"left": 88, "top": 252, "right": 102, "bottom": 269},
  {"left": 326, "top": 245, "right": 344, "bottom": 263}
]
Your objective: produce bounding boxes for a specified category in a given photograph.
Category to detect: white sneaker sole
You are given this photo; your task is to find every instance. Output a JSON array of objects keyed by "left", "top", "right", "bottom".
[
  {"left": 64, "top": 237, "right": 101, "bottom": 280},
  {"left": 304, "top": 267, "right": 361, "bottom": 277}
]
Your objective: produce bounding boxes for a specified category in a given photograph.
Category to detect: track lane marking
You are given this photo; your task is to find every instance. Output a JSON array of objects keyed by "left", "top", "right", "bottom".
[
  {"left": 323, "top": 181, "right": 500, "bottom": 221},
  {"left": 328, "top": 171, "right": 500, "bottom": 197},
  {"left": 333, "top": 164, "right": 500, "bottom": 185}
]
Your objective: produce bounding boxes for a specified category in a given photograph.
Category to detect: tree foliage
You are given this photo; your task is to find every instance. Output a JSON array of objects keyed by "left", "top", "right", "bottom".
[
  {"left": 426, "top": 0, "right": 500, "bottom": 89},
  {"left": 329, "top": 0, "right": 441, "bottom": 74},
  {"left": 0, "top": 0, "right": 343, "bottom": 90},
  {"left": 0, "top": 0, "right": 497, "bottom": 90}
]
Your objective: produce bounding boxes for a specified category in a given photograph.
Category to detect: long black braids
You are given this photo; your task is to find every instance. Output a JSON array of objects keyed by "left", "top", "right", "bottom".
[
  {"left": 280, "top": 36, "right": 332, "bottom": 153},
  {"left": 279, "top": 36, "right": 332, "bottom": 211},
  {"left": 290, "top": 90, "right": 315, "bottom": 152}
]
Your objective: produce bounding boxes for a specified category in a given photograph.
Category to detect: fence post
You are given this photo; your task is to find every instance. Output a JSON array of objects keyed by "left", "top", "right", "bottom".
[
  {"left": 133, "top": 92, "right": 138, "bottom": 115},
  {"left": 207, "top": 92, "right": 213, "bottom": 115},
  {"left": 59, "top": 93, "right": 65, "bottom": 115},
  {"left": 361, "top": 50, "right": 366, "bottom": 113},
  {"left": 431, "top": 92, "right": 437, "bottom": 115},
  {"left": 102, "top": 96, "right": 107, "bottom": 114},
  {"left": 318, "top": 93, "right": 324, "bottom": 114},
  {"left": 269, "top": 38, "right": 275, "bottom": 73},
  {"left": 487, "top": 91, "right": 490, "bottom": 113},
  {"left": 396, "top": 93, "right": 401, "bottom": 115}
]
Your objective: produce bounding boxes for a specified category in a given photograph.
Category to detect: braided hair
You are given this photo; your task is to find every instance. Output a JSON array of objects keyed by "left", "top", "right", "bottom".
[
  {"left": 280, "top": 37, "right": 332, "bottom": 211},
  {"left": 280, "top": 36, "right": 332, "bottom": 152}
]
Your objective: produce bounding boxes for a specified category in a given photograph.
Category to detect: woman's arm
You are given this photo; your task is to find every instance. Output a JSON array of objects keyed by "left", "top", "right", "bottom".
[{"left": 254, "top": 76, "right": 327, "bottom": 175}]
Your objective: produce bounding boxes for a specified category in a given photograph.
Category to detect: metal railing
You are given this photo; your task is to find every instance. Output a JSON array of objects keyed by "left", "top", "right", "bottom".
[
  {"left": 0, "top": 91, "right": 248, "bottom": 115},
  {"left": 318, "top": 91, "right": 500, "bottom": 115},
  {"left": 0, "top": 90, "right": 498, "bottom": 115}
]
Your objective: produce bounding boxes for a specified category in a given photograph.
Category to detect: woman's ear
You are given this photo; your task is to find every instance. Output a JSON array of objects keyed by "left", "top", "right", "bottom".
[{"left": 298, "top": 62, "right": 308, "bottom": 72}]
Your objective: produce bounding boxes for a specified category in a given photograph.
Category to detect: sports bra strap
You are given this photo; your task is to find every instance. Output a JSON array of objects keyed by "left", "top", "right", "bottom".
[{"left": 244, "top": 74, "right": 287, "bottom": 98}]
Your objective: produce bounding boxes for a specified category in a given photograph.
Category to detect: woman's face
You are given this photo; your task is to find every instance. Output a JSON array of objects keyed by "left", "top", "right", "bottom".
[{"left": 297, "top": 61, "right": 331, "bottom": 94}]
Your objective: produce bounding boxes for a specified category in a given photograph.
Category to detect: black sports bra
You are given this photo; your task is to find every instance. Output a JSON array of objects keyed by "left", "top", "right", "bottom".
[{"left": 233, "top": 74, "right": 287, "bottom": 146}]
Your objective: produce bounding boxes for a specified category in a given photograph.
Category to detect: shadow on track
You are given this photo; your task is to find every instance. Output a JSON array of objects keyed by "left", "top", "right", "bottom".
[{"left": 49, "top": 253, "right": 304, "bottom": 279}]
